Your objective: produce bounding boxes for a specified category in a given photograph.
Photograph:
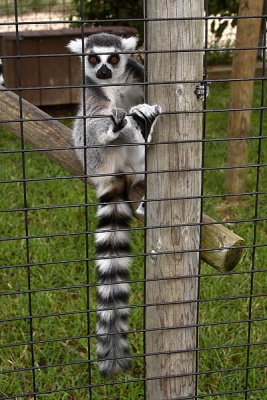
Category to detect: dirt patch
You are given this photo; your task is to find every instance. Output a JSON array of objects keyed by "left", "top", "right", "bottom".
[{"left": 0, "top": 11, "right": 73, "bottom": 32}]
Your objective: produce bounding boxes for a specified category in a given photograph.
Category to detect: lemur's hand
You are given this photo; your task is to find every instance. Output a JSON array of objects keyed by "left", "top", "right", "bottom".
[
  {"left": 130, "top": 104, "right": 161, "bottom": 121},
  {"left": 111, "top": 107, "right": 127, "bottom": 132},
  {"left": 129, "top": 104, "right": 162, "bottom": 141}
]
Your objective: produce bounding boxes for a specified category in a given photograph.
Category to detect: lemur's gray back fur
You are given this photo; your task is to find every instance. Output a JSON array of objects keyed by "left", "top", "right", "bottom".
[{"left": 68, "top": 33, "right": 161, "bottom": 375}]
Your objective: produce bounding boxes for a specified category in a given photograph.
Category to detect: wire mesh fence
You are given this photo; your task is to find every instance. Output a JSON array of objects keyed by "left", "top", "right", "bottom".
[
  {"left": 0, "top": 0, "right": 74, "bottom": 32},
  {"left": 0, "top": 0, "right": 266, "bottom": 399}
]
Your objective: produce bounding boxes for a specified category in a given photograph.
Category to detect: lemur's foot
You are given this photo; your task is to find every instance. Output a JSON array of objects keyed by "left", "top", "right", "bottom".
[
  {"left": 130, "top": 104, "right": 162, "bottom": 140},
  {"left": 111, "top": 107, "right": 127, "bottom": 132}
]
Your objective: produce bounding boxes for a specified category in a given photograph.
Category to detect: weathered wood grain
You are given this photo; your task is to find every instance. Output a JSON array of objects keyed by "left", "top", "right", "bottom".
[
  {"left": 145, "top": 1, "right": 204, "bottom": 398},
  {"left": 0, "top": 87, "right": 81, "bottom": 177},
  {"left": 201, "top": 214, "right": 244, "bottom": 272},
  {"left": 226, "top": 0, "right": 264, "bottom": 198},
  {"left": 0, "top": 26, "right": 138, "bottom": 106}
]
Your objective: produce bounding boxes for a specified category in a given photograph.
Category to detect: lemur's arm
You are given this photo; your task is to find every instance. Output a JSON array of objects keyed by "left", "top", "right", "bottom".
[
  {"left": 87, "top": 104, "right": 161, "bottom": 146},
  {"left": 111, "top": 104, "right": 161, "bottom": 142}
]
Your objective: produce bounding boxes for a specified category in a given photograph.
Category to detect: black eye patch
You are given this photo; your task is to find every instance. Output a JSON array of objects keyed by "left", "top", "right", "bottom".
[
  {"left": 88, "top": 53, "right": 101, "bottom": 65},
  {"left": 107, "top": 53, "right": 120, "bottom": 65}
]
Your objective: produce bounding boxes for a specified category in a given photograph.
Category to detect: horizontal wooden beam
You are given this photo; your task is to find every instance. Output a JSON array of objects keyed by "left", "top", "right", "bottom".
[{"left": 0, "top": 87, "right": 244, "bottom": 272}]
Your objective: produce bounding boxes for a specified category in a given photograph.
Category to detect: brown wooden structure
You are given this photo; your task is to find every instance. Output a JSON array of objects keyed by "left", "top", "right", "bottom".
[
  {"left": 0, "top": 26, "right": 137, "bottom": 106},
  {"left": 145, "top": 1, "right": 203, "bottom": 397},
  {"left": 226, "top": 0, "right": 264, "bottom": 198}
]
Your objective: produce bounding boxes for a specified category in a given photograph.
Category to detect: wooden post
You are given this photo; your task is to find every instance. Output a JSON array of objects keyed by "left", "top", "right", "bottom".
[
  {"left": 226, "top": 0, "right": 264, "bottom": 199},
  {"left": 145, "top": 1, "right": 204, "bottom": 398}
]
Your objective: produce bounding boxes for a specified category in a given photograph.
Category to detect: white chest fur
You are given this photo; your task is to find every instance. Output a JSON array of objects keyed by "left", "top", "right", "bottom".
[{"left": 104, "top": 84, "right": 143, "bottom": 111}]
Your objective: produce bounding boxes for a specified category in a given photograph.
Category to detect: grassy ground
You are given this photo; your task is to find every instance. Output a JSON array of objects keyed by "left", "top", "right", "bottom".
[{"left": 0, "top": 81, "right": 267, "bottom": 399}]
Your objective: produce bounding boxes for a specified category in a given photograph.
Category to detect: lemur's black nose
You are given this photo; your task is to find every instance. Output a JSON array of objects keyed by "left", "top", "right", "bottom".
[{"left": 97, "top": 64, "right": 112, "bottom": 79}]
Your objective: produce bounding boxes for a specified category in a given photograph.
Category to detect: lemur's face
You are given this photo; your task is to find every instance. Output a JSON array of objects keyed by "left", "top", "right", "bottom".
[
  {"left": 67, "top": 34, "right": 138, "bottom": 84},
  {"left": 85, "top": 46, "right": 128, "bottom": 83}
]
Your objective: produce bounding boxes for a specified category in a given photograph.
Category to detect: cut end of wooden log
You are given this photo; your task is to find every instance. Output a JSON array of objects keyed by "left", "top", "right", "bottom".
[
  {"left": 201, "top": 239, "right": 245, "bottom": 272},
  {"left": 224, "top": 239, "right": 245, "bottom": 270},
  {"left": 201, "top": 215, "right": 245, "bottom": 272},
  {"left": 133, "top": 201, "right": 245, "bottom": 272}
]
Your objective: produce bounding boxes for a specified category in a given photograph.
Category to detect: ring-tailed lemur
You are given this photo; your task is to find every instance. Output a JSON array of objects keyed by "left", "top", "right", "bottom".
[{"left": 67, "top": 33, "right": 161, "bottom": 375}]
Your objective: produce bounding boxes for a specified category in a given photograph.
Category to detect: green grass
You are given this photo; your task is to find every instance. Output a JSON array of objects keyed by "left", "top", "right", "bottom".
[{"left": 0, "top": 81, "right": 267, "bottom": 399}]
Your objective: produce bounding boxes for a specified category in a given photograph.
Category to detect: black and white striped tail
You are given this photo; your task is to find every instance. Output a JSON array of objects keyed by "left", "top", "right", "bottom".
[{"left": 95, "top": 185, "right": 132, "bottom": 375}]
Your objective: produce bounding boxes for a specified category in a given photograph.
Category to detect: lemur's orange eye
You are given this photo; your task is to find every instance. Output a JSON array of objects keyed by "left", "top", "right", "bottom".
[
  {"left": 110, "top": 55, "right": 120, "bottom": 64},
  {"left": 89, "top": 56, "right": 97, "bottom": 64}
]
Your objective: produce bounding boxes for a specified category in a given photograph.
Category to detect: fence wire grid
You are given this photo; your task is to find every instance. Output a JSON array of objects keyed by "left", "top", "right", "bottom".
[{"left": 0, "top": 0, "right": 267, "bottom": 399}]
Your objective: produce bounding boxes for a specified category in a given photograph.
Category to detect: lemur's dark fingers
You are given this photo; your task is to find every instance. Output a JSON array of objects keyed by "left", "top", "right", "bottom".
[
  {"left": 131, "top": 104, "right": 161, "bottom": 118},
  {"left": 130, "top": 104, "right": 161, "bottom": 123},
  {"left": 130, "top": 104, "right": 161, "bottom": 140},
  {"left": 111, "top": 107, "right": 127, "bottom": 132},
  {"left": 111, "top": 107, "right": 126, "bottom": 122}
]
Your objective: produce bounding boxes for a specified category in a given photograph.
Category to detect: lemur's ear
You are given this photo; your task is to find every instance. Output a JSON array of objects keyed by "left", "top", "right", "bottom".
[
  {"left": 121, "top": 36, "right": 138, "bottom": 52},
  {"left": 67, "top": 38, "right": 86, "bottom": 54}
]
